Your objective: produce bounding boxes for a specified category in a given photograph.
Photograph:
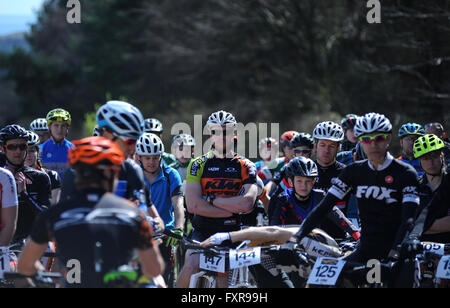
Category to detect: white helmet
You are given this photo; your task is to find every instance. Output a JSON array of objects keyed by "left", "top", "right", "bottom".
[
  {"left": 206, "top": 110, "right": 237, "bottom": 127},
  {"left": 313, "top": 121, "right": 344, "bottom": 142},
  {"left": 96, "top": 100, "right": 144, "bottom": 139},
  {"left": 30, "top": 118, "right": 48, "bottom": 132},
  {"left": 353, "top": 113, "right": 392, "bottom": 138},
  {"left": 136, "top": 133, "right": 165, "bottom": 156},
  {"left": 172, "top": 134, "right": 195, "bottom": 147},
  {"left": 143, "top": 118, "right": 163, "bottom": 134},
  {"left": 27, "top": 131, "right": 41, "bottom": 148}
]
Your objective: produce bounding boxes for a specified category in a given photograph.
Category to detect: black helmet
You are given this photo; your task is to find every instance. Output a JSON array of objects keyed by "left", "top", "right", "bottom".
[
  {"left": 341, "top": 114, "right": 359, "bottom": 130},
  {"left": 0, "top": 125, "right": 29, "bottom": 143},
  {"left": 290, "top": 133, "right": 314, "bottom": 149},
  {"left": 285, "top": 156, "right": 318, "bottom": 178}
]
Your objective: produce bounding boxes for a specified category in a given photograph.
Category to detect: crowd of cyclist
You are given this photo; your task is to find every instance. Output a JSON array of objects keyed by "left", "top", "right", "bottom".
[{"left": 0, "top": 101, "right": 449, "bottom": 288}]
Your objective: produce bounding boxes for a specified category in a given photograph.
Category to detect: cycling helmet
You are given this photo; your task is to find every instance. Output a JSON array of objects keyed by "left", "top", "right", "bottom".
[
  {"left": 353, "top": 113, "right": 392, "bottom": 138},
  {"left": 280, "top": 131, "right": 298, "bottom": 146},
  {"left": 69, "top": 136, "right": 125, "bottom": 166},
  {"left": 259, "top": 137, "right": 278, "bottom": 149},
  {"left": 46, "top": 108, "right": 71, "bottom": 126},
  {"left": 96, "top": 100, "right": 144, "bottom": 139},
  {"left": 172, "top": 134, "right": 195, "bottom": 147},
  {"left": 30, "top": 118, "right": 49, "bottom": 132},
  {"left": 206, "top": 110, "right": 237, "bottom": 127},
  {"left": 0, "top": 125, "right": 29, "bottom": 143},
  {"left": 92, "top": 125, "right": 102, "bottom": 137},
  {"left": 398, "top": 122, "right": 425, "bottom": 138},
  {"left": 285, "top": 156, "right": 318, "bottom": 178},
  {"left": 413, "top": 134, "right": 445, "bottom": 159},
  {"left": 313, "top": 121, "right": 344, "bottom": 142},
  {"left": 27, "top": 131, "right": 41, "bottom": 148},
  {"left": 143, "top": 118, "right": 163, "bottom": 134},
  {"left": 340, "top": 114, "right": 359, "bottom": 130},
  {"left": 290, "top": 133, "right": 314, "bottom": 149},
  {"left": 135, "top": 133, "right": 165, "bottom": 156}
]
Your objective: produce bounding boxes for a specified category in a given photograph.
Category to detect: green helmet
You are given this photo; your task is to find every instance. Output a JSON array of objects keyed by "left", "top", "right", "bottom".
[
  {"left": 413, "top": 134, "right": 445, "bottom": 159},
  {"left": 46, "top": 108, "right": 71, "bottom": 126}
]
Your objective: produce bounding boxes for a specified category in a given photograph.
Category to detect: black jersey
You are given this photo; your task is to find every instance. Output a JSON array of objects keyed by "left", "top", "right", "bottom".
[
  {"left": 13, "top": 166, "right": 51, "bottom": 242},
  {"left": 416, "top": 173, "right": 450, "bottom": 243},
  {"left": 30, "top": 190, "right": 154, "bottom": 288},
  {"left": 44, "top": 168, "right": 61, "bottom": 191},
  {"left": 297, "top": 153, "right": 420, "bottom": 259}
]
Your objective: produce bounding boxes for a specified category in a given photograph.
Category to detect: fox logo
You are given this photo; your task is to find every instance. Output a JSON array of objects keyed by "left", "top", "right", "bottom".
[{"left": 355, "top": 185, "right": 397, "bottom": 204}]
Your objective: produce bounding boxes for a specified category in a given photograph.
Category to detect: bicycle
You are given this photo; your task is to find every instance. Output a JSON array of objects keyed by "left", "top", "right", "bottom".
[
  {"left": 413, "top": 242, "right": 450, "bottom": 288},
  {"left": 3, "top": 272, "right": 63, "bottom": 288}
]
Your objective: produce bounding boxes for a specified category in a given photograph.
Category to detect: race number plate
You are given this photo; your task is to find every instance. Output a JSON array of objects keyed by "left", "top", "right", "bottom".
[
  {"left": 0, "top": 247, "right": 11, "bottom": 279},
  {"left": 436, "top": 255, "right": 450, "bottom": 279},
  {"left": 307, "top": 257, "right": 346, "bottom": 286},
  {"left": 229, "top": 247, "right": 261, "bottom": 269},
  {"left": 421, "top": 242, "right": 445, "bottom": 256},
  {"left": 199, "top": 251, "right": 226, "bottom": 273}
]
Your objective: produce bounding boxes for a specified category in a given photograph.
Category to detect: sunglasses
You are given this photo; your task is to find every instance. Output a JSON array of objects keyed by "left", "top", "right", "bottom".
[
  {"left": 359, "top": 133, "right": 390, "bottom": 144},
  {"left": 111, "top": 133, "right": 137, "bottom": 146},
  {"left": 5, "top": 143, "right": 28, "bottom": 151}
]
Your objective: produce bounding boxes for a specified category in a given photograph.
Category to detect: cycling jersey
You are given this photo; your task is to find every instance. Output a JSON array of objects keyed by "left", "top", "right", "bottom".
[
  {"left": 40, "top": 138, "right": 73, "bottom": 178},
  {"left": 297, "top": 153, "right": 420, "bottom": 260},
  {"left": 10, "top": 166, "right": 51, "bottom": 242},
  {"left": 186, "top": 151, "right": 257, "bottom": 232},
  {"left": 169, "top": 158, "right": 194, "bottom": 185},
  {"left": 144, "top": 164, "right": 183, "bottom": 230},
  {"left": 0, "top": 153, "right": 5, "bottom": 168},
  {"left": 0, "top": 168, "right": 18, "bottom": 229},
  {"left": 41, "top": 168, "right": 61, "bottom": 191},
  {"left": 397, "top": 155, "right": 424, "bottom": 178},
  {"left": 416, "top": 172, "right": 450, "bottom": 243},
  {"left": 162, "top": 152, "right": 177, "bottom": 167},
  {"left": 270, "top": 188, "right": 359, "bottom": 238},
  {"left": 29, "top": 189, "right": 154, "bottom": 288},
  {"left": 257, "top": 157, "right": 289, "bottom": 182}
]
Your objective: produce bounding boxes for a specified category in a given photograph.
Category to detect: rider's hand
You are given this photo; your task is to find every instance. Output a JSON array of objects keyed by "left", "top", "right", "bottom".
[
  {"left": 15, "top": 172, "right": 28, "bottom": 194},
  {"left": 200, "top": 232, "right": 230, "bottom": 248},
  {"left": 400, "top": 238, "right": 421, "bottom": 259},
  {"left": 146, "top": 216, "right": 163, "bottom": 235},
  {"left": 165, "top": 229, "right": 184, "bottom": 248}
]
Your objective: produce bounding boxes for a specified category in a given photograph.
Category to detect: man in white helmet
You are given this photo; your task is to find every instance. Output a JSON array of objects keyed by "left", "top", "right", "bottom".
[{"left": 176, "top": 110, "right": 259, "bottom": 288}]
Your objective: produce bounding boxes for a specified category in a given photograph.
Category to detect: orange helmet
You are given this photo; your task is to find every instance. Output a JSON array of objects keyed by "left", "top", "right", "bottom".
[
  {"left": 69, "top": 136, "right": 125, "bottom": 166},
  {"left": 281, "top": 131, "right": 298, "bottom": 146}
]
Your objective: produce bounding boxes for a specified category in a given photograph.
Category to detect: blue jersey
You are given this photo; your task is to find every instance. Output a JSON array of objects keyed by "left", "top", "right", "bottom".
[
  {"left": 40, "top": 139, "right": 73, "bottom": 178},
  {"left": 144, "top": 165, "right": 183, "bottom": 230}
]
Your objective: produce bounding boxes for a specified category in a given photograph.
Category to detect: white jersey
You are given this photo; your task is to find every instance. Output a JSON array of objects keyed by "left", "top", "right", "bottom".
[{"left": 0, "top": 168, "right": 18, "bottom": 209}]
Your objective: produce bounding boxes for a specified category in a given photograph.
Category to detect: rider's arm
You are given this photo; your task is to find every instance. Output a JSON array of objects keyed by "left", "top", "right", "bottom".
[
  {"left": 326, "top": 206, "right": 360, "bottom": 240},
  {"left": 136, "top": 214, "right": 165, "bottom": 278},
  {"left": 0, "top": 207, "right": 18, "bottom": 246},
  {"left": 185, "top": 182, "right": 234, "bottom": 217},
  {"left": 17, "top": 239, "right": 47, "bottom": 276},
  {"left": 171, "top": 194, "right": 185, "bottom": 230},
  {"left": 212, "top": 183, "right": 258, "bottom": 214},
  {"left": 424, "top": 216, "right": 450, "bottom": 234}
]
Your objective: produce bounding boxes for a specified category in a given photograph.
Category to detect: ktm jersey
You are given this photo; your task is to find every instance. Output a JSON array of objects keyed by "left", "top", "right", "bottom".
[{"left": 186, "top": 151, "right": 257, "bottom": 232}]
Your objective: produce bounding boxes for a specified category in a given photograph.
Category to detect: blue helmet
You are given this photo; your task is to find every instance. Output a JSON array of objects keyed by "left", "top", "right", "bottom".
[{"left": 398, "top": 123, "right": 425, "bottom": 138}]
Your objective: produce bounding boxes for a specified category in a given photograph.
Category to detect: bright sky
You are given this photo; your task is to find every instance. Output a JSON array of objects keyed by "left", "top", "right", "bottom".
[{"left": 0, "top": 0, "right": 46, "bottom": 16}]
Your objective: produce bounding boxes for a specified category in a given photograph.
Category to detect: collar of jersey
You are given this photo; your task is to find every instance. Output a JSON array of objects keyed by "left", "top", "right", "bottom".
[{"left": 367, "top": 152, "right": 394, "bottom": 171}]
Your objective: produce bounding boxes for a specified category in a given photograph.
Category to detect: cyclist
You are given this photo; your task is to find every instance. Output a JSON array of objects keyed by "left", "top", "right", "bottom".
[
  {"left": 135, "top": 133, "right": 185, "bottom": 283},
  {"left": 169, "top": 133, "right": 196, "bottom": 185},
  {"left": 176, "top": 110, "right": 259, "bottom": 288},
  {"left": 411, "top": 134, "right": 450, "bottom": 243},
  {"left": 397, "top": 122, "right": 425, "bottom": 177},
  {"left": 29, "top": 118, "right": 50, "bottom": 144},
  {"left": 142, "top": 118, "right": 177, "bottom": 167},
  {"left": 40, "top": 109, "right": 73, "bottom": 179},
  {"left": 312, "top": 121, "right": 353, "bottom": 237},
  {"left": 424, "top": 122, "right": 450, "bottom": 167},
  {"left": 340, "top": 114, "right": 359, "bottom": 152},
  {"left": 269, "top": 156, "right": 360, "bottom": 240},
  {"left": 0, "top": 125, "right": 51, "bottom": 243},
  {"left": 17, "top": 136, "right": 165, "bottom": 288},
  {"left": 258, "top": 131, "right": 297, "bottom": 186},
  {"left": 0, "top": 168, "right": 18, "bottom": 246},
  {"left": 25, "top": 131, "right": 61, "bottom": 205},
  {"left": 294, "top": 113, "right": 420, "bottom": 269},
  {"left": 255, "top": 137, "right": 278, "bottom": 174}
]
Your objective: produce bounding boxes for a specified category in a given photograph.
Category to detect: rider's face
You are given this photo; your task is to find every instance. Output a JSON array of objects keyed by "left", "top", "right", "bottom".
[
  {"left": 314, "top": 139, "right": 339, "bottom": 167},
  {"left": 419, "top": 151, "right": 443, "bottom": 175},
  {"left": 50, "top": 122, "right": 69, "bottom": 142},
  {"left": 288, "top": 176, "right": 315, "bottom": 198},
  {"left": 25, "top": 147, "right": 39, "bottom": 168},
  {"left": 4, "top": 139, "right": 28, "bottom": 165},
  {"left": 210, "top": 125, "right": 235, "bottom": 154},
  {"left": 140, "top": 155, "right": 162, "bottom": 173}
]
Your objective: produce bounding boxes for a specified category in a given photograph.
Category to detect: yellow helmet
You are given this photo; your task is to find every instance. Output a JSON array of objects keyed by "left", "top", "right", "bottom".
[{"left": 46, "top": 108, "right": 71, "bottom": 126}]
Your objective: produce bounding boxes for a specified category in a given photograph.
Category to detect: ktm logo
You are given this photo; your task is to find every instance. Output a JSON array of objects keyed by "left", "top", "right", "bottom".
[
  {"left": 204, "top": 179, "right": 241, "bottom": 191},
  {"left": 355, "top": 185, "right": 397, "bottom": 204}
]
